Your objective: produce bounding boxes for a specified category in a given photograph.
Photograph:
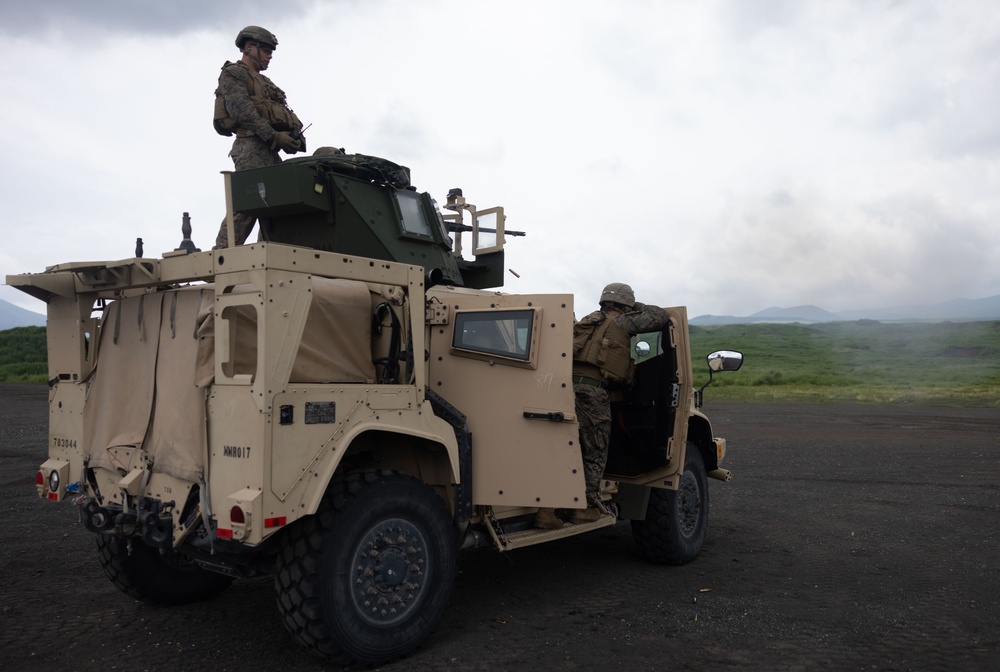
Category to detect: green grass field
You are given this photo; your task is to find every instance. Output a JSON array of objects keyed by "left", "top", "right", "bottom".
[
  {"left": 690, "top": 320, "right": 1000, "bottom": 406},
  {"left": 0, "top": 326, "right": 47, "bottom": 383},
  {"left": 3, "top": 321, "right": 999, "bottom": 406}
]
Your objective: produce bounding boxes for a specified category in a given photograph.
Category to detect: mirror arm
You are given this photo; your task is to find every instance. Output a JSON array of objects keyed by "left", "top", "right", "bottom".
[{"left": 695, "top": 370, "right": 715, "bottom": 409}]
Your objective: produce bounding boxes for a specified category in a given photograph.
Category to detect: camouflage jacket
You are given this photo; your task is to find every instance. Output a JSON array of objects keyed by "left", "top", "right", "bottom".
[
  {"left": 609, "top": 302, "right": 671, "bottom": 337},
  {"left": 214, "top": 61, "right": 301, "bottom": 141},
  {"left": 573, "top": 303, "right": 671, "bottom": 383}
]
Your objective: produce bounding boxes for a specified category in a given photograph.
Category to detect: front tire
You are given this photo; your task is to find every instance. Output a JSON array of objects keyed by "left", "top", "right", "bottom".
[
  {"left": 274, "top": 470, "right": 457, "bottom": 666},
  {"left": 97, "top": 535, "right": 233, "bottom": 605},
  {"left": 631, "top": 442, "right": 709, "bottom": 565}
]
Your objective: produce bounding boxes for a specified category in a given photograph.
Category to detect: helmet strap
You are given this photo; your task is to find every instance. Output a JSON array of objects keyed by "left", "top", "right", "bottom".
[{"left": 243, "top": 43, "right": 265, "bottom": 71}]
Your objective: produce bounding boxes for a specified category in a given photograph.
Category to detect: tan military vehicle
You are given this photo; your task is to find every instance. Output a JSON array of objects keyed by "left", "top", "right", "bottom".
[{"left": 7, "top": 153, "right": 742, "bottom": 666}]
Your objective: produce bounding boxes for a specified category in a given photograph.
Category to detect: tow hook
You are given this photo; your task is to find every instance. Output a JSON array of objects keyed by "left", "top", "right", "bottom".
[
  {"left": 79, "top": 498, "right": 116, "bottom": 533},
  {"left": 140, "top": 512, "right": 174, "bottom": 549}
]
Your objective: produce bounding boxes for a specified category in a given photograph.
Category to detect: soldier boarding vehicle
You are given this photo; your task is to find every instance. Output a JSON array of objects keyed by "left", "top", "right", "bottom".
[{"left": 7, "top": 152, "right": 743, "bottom": 666}]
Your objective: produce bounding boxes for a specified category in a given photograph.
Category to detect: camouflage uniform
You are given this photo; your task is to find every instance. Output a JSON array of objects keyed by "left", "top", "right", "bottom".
[
  {"left": 574, "top": 383, "right": 612, "bottom": 506},
  {"left": 574, "top": 302, "right": 671, "bottom": 507},
  {"left": 214, "top": 61, "right": 295, "bottom": 248}
]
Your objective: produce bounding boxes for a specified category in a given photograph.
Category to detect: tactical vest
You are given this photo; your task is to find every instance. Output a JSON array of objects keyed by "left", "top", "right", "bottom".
[
  {"left": 213, "top": 61, "right": 303, "bottom": 137},
  {"left": 573, "top": 310, "right": 635, "bottom": 385}
]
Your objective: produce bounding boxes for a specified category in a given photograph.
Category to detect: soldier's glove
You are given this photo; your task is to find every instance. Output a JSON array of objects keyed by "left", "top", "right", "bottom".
[{"left": 271, "top": 131, "right": 303, "bottom": 154}]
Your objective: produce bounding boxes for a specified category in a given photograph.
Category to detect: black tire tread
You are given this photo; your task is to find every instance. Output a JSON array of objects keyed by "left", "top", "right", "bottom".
[
  {"left": 97, "top": 535, "right": 232, "bottom": 606},
  {"left": 274, "top": 469, "right": 455, "bottom": 666},
  {"left": 631, "top": 443, "right": 709, "bottom": 565}
]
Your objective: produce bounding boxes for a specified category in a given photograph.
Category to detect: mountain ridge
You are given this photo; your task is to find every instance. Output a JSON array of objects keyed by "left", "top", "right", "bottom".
[
  {"left": 0, "top": 298, "right": 45, "bottom": 329},
  {"left": 691, "top": 295, "right": 1000, "bottom": 325}
]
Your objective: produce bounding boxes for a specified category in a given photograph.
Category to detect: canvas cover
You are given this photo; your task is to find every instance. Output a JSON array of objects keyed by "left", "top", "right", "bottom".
[
  {"left": 85, "top": 277, "right": 376, "bottom": 484},
  {"left": 291, "top": 277, "right": 376, "bottom": 382},
  {"left": 85, "top": 287, "right": 208, "bottom": 482},
  {"left": 193, "top": 277, "right": 376, "bottom": 386}
]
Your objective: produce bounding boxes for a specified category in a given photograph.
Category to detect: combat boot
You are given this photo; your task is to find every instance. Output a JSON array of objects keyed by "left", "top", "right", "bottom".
[
  {"left": 570, "top": 506, "right": 603, "bottom": 523},
  {"left": 534, "top": 508, "right": 564, "bottom": 530}
]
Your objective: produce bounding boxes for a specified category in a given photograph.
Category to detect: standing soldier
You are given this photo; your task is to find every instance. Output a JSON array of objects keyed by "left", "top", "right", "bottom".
[
  {"left": 535, "top": 283, "right": 672, "bottom": 530},
  {"left": 213, "top": 26, "right": 305, "bottom": 248}
]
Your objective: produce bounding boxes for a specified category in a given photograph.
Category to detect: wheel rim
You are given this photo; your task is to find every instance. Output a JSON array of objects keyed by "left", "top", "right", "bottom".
[
  {"left": 676, "top": 469, "right": 702, "bottom": 538},
  {"left": 349, "top": 517, "right": 430, "bottom": 627}
]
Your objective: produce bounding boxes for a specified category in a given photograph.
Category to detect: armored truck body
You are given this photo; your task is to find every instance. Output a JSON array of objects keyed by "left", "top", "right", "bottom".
[{"left": 8, "top": 154, "right": 742, "bottom": 666}]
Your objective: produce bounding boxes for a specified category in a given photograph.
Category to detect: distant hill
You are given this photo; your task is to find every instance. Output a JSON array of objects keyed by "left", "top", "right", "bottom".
[
  {"left": 749, "top": 305, "right": 841, "bottom": 322},
  {"left": 692, "top": 304, "right": 839, "bottom": 325},
  {"left": 837, "top": 295, "right": 1000, "bottom": 322},
  {"left": 692, "top": 295, "right": 1000, "bottom": 325},
  {"left": 0, "top": 298, "right": 45, "bottom": 330}
]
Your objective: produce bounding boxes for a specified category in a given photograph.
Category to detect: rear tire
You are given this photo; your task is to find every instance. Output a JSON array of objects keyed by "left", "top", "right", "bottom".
[
  {"left": 274, "top": 470, "right": 457, "bottom": 666},
  {"left": 631, "top": 442, "right": 709, "bottom": 565},
  {"left": 97, "top": 535, "right": 233, "bottom": 605}
]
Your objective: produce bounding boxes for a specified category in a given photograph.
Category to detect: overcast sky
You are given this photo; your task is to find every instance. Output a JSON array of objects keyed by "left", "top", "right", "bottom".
[{"left": 2, "top": 0, "right": 999, "bottom": 318}]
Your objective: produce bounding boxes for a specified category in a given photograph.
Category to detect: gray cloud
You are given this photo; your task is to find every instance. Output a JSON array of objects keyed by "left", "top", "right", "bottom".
[
  {"left": 706, "top": 184, "right": 996, "bottom": 314},
  {"left": 2, "top": 0, "right": 999, "bottom": 319},
  {"left": 717, "top": 0, "right": 805, "bottom": 39},
  {"left": 0, "top": 0, "right": 318, "bottom": 37}
]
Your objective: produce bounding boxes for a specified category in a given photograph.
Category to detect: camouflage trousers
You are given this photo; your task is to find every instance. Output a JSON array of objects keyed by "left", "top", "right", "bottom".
[
  {"left": 574, "top": 383, "right": 612, "bottom": 507},
  {"left": 214, "top": 136, "right": 282, "bottom": 248}
]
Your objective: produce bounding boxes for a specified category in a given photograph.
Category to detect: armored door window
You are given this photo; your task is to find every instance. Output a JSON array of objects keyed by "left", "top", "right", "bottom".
[{"left": 451, "top": 309, "right": 539, "bottom": 368}]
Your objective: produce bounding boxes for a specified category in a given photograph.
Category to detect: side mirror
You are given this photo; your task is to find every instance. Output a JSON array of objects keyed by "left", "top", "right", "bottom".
[
  {"left": 707, "top": 350, "right": 743, "bottom": 373},
  {"left": 696, "top": 349, "right": 744, "bottom": 408},
  {"left": 635, "top": 341, "right": 651, "bottom": 357}
]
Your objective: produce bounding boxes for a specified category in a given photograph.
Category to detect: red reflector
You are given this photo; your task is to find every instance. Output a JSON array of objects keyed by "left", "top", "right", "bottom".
[
  {"left": 47, "top": 493, "right": 59, "bottom": 501},
  {"left": 230, "top": 505, "right": 246, "bottom": 525},
  {"left": 217, "top": 528, "right": 233, "bottom": 539},
  {"left": 264, "top": 516, "right": 286, "bottom": 528},
  {"left": 37, "top": 471, "right": 45, "bottom": 485}
]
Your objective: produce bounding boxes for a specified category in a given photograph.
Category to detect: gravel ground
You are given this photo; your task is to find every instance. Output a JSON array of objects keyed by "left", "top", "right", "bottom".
[{"left": 1, "top": 383, "right": 998, "bottom": 671}]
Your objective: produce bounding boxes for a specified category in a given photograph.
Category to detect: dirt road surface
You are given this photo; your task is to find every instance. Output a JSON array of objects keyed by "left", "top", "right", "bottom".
[{"left": 1, "top": 383, "right": 997, "bottom": 671}]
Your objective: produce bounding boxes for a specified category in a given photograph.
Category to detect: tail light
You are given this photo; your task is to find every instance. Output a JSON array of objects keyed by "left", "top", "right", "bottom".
[
  {"left": 217, "top": 490, "right": 264, "bottom": 541},
  {"left": 230, "top": 505, "right": 246, "bottom": 524},
  {"left": 38, "top": 459, "right": 71, "bottom": 501}
]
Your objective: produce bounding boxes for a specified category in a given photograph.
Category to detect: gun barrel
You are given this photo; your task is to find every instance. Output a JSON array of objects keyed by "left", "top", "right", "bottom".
[{"left": 447, "top": 224, "right": 526, "bottom": 237}]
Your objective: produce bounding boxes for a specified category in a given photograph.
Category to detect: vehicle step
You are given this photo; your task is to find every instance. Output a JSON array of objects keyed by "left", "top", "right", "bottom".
[{"left": 498, "top": 514, "right": 617, "bottom": 551}]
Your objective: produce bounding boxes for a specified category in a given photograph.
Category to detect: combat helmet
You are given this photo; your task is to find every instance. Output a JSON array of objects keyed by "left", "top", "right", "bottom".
[
  {"left": 236, "top": 26, "right": 278, "bottom": 51},
  {"left": 600, "top": 282, "right": 635, "bottom": 309}
]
